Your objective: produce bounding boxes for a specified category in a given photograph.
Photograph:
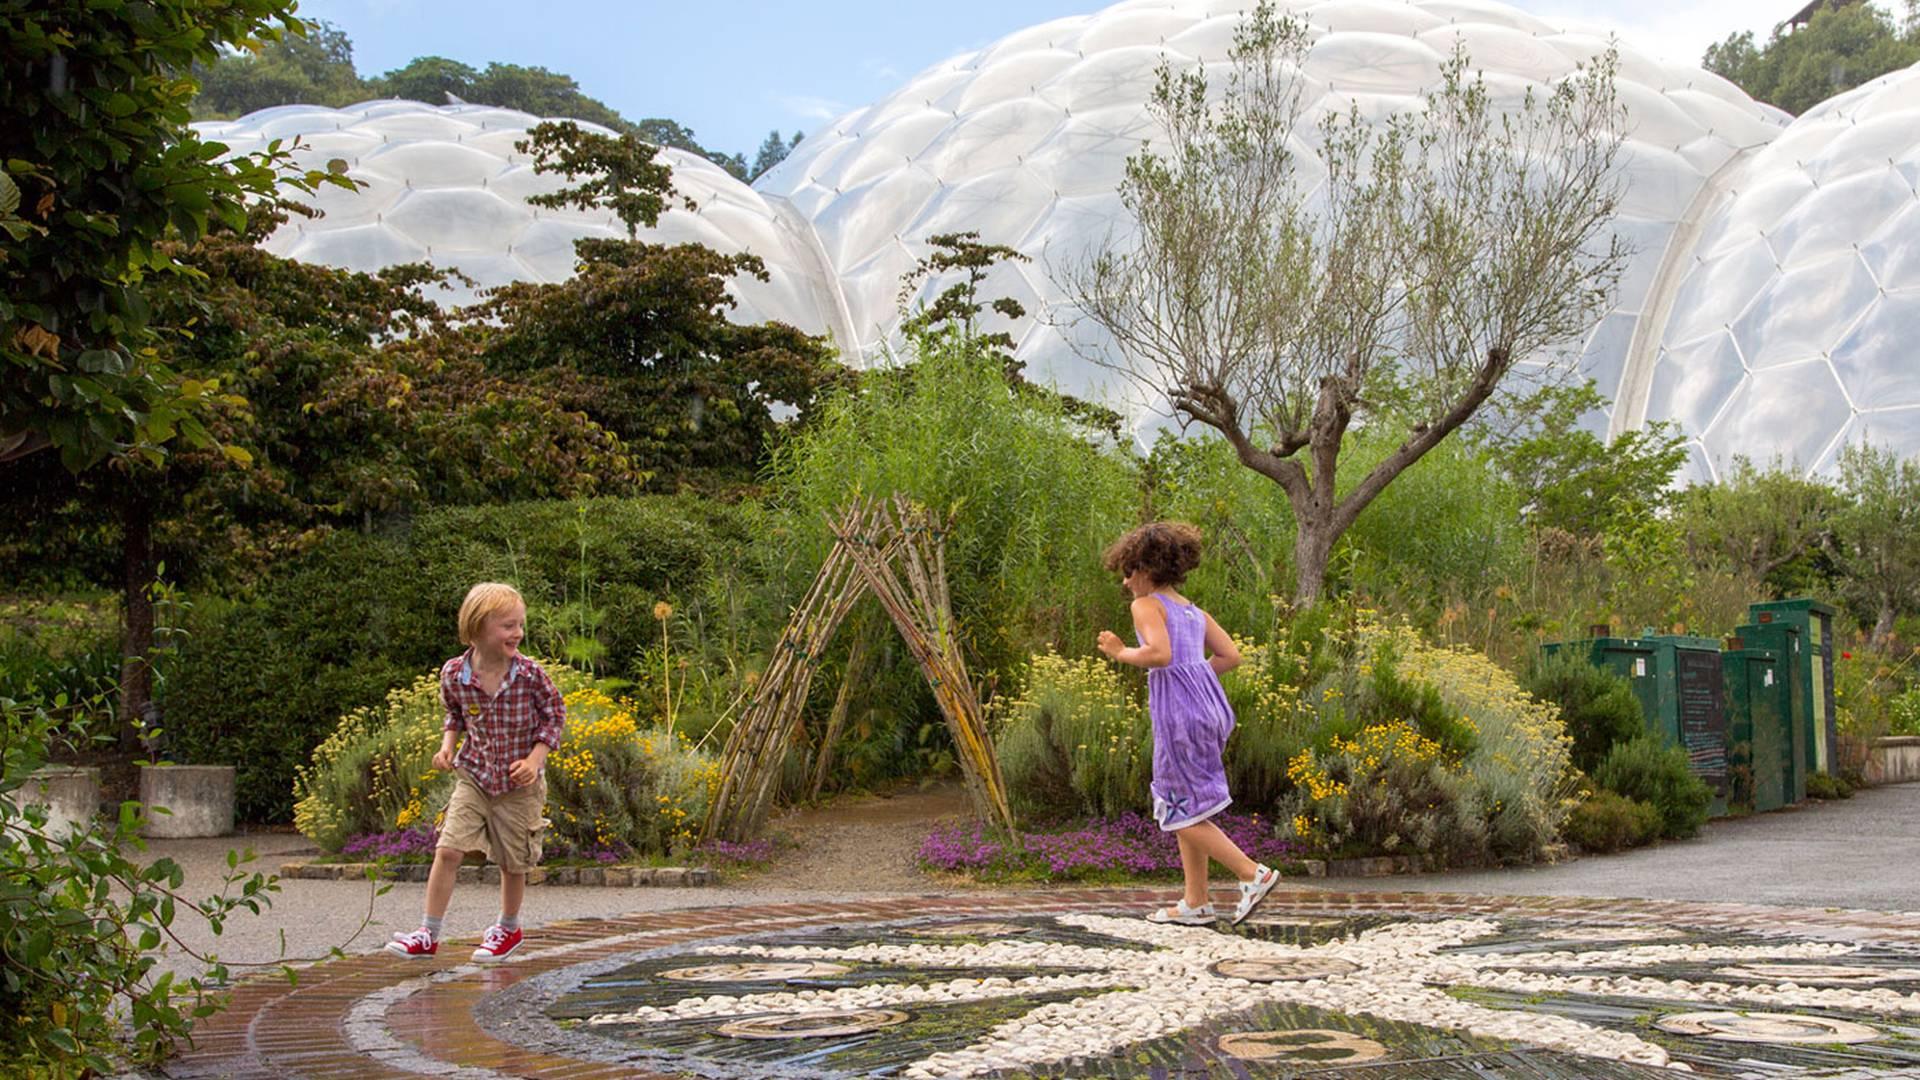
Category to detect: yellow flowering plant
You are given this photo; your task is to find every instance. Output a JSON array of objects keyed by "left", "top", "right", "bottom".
[
  {"left": 293, "top": 660, "right": 721, "bottom": 859},
  {"left": 992, "top": 649, "right": 1151, "bottom": 824}
]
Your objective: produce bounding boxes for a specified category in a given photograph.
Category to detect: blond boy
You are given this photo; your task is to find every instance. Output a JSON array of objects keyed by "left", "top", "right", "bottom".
[{"left": 385, "top": 583, "right": 564, "bottom": 961}]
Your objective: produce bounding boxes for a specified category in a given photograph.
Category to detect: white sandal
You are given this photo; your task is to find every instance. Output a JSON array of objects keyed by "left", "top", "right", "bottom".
[
  {"left": 1231, "top": 865, "right": 1280, "bottom": 925},
  {"left": 1146, "top": 899, "right": 1217, "bottom": 925}
]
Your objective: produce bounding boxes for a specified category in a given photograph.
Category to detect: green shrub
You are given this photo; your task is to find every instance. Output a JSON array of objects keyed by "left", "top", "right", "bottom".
[
  {"left": 1805, "top": 770, "right": 1854, "bottom": 800},
  {"left": 1523, "top": 648, "right": 1647, "bottom": 774},
  {"left": 1281, "top": 720, "right": 1489, "bottom": 865},
  {"left": 768, "top": 333, "right": 1138, "bottom": 679},
  {"left": 1888, "top": 687, "right": 1920, "bottom": 737},
  {"left": 294, "top": 661, "right": 719, "bottom": 856},
  {"left": 0, "top": 595, "right": 120, "bottom": 708},
  {"left": 1563, "top": 790, "right": 1661, "bottom": 853},
  {"left": 2, "top": 692, "right": 285, "bottom": 1073},
  {"left": 166, "top": 495, "right": 786, "bottom": 822},
  {"left": 1593, "top": 737, "right": 1713, "bottom": 839},
  {"left": 1369, "top": 619, "right": 1576, "bottom": 861},
  {"left": 993, "top": 651, "right": 1150, "bottom": 824}
]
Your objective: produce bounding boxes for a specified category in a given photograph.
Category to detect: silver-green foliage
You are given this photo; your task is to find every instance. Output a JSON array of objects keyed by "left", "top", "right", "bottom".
[{"left": 1065, "top": 0, "right": 1629, "bottom": 604}]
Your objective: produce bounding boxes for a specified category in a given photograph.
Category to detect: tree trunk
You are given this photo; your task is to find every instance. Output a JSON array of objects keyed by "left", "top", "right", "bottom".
[
  {"left": 1292, "top": 515, "right": 1337, "bottom": 608},
  {"left": 1871, "top": 601, "right": 1897, "bottom": 654},
  {"left": 118, "top": 494, "right": 156, "bottom": 749}
]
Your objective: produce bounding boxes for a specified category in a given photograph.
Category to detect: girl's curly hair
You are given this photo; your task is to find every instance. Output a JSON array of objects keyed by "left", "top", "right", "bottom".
[{"left": 1102, "top": 521, "right": 1204, "bottom": 587}]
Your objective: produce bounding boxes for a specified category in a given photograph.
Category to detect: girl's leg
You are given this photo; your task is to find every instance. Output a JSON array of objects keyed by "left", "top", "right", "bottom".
[
  {"left": 423, "top": 847, "right": 463, "bottom": 919},
  {"left": 1180, "top": 820, "right": 1259, "bottom": 881},
  {"left": 1177, "top": 830, "right": 1211, "bottom": 909},
  {"left": 499, "top": 869, "right": 526, "bottom": 923}
]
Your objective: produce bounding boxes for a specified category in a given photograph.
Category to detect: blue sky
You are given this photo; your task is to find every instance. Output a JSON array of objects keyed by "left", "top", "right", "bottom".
[{"left": 297, "top": 1, "right": 1807, "bottom": 159}]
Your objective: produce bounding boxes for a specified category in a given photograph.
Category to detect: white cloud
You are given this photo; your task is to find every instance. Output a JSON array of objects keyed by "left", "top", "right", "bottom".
[{"left": 774, "top": 93, "right": 852, "bottom": 123}]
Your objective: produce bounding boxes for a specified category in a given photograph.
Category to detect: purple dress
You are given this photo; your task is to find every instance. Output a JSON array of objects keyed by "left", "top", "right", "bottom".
[{"left": 1144, "top": 593, "right": 1235, "bottom": 831}]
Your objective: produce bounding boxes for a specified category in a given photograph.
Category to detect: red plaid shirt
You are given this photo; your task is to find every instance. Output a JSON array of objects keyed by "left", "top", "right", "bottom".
[{"left": 440, "top": 651, "right": 566, "bottom": 796}]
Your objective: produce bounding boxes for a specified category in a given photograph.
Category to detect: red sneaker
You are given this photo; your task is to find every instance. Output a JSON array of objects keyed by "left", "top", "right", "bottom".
[
  {"left": 384, "top": 928, "right": 438, "bottom": 958},
  {"left": 471, "top": 924, "right": 523, "bottom": 962}
]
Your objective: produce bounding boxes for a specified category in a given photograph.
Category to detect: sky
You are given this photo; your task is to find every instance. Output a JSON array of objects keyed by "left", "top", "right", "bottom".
[{"left": 297, "top": 0, "right": 1820, "bottom": 160}]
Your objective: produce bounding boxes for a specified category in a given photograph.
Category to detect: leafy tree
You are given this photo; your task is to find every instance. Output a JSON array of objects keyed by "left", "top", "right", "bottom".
[
  {"left": 460, "top": 122, "right": 840, "bottom": 489},
  {"left": 190, "top": 17, "right": 364, "bottom": 116},
  {"left": 1472, "top": 380, "right": 1687, "bottom": 537},
  {"left": 1830, "top": 441, "right": 1920, "bottom": 649},
  {"left": 750, "top": 128, "right": 804, "bottom": 179},
  {"left": 1671, "top": 456, "right": 1840, "bottom": 596},
  {"left": 463, "top": 62, "right": 630, "bottom": 131},
  {"left": 1704, "top": 1, "right": 1920, "bottom": 114},
  {"left": 3, "top": 0, "right": 349, "bottom": 471},
  {"left": 2, "top": 208, "right": 640, "bottom": 733},
  {"left": 1064, "top": 2, "right": 1630, "bottom": 604},
  {"left": 630, "top": 116, "right": 750, "bottom": 180},
  {"left": 364, "top": 55, "right": 475, "bottom": 105},
  {"left": 3, "top": 0, "right": 355, "bottom": 735}
]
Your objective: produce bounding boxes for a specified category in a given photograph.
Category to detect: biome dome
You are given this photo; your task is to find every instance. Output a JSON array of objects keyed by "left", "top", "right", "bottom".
[
  {"left": 1630, "top": 60, "right": 1920, "bottom": 482},
  {"left": 196, "top": 1, "right": 1920, "bottom": 472},
  {"left": 192, "top": 101, "right": 837, "bottom": 330}
]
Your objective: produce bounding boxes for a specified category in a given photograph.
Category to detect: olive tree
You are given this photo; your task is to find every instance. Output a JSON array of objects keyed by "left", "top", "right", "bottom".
[{"left": 1063, "top": 2, "right": 1630, "bottom": 604}]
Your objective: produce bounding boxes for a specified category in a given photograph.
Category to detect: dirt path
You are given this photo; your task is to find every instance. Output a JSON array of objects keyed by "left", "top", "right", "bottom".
[{"left": 750, "top": 782, "right": 973, "bottom": 892}]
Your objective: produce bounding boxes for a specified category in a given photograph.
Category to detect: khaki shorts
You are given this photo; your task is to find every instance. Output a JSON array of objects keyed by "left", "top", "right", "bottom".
[{"left": 438, "top": 772, "right": 547, "bottom": 873}]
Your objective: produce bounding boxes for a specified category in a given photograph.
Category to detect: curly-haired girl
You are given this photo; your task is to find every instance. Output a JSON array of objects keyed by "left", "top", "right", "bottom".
[{"left": 1097, "top": 522, "right": 1278, "bottom": 926}]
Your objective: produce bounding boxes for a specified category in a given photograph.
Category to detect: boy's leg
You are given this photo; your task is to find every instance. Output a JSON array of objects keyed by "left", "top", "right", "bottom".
[
  {"left": 499, "top": 870, "right": 526, "bottom": 926},
  {"left": 424, "top": 846, "right": 464, "bottom": 922}
]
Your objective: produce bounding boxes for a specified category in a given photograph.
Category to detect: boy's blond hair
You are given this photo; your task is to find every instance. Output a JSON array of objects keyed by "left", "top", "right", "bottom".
[{"left": 457, "top": 582, "right": 525, "bottom": 645}]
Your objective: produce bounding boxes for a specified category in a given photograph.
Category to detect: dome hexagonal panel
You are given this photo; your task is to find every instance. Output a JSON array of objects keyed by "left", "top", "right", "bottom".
[{"left": 1639, "top": 60, "right": 1920, "bottom": 475}]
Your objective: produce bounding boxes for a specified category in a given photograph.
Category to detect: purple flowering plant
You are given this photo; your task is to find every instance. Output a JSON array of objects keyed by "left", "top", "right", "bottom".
[
  {"left": 691, "top": 837, "right": 776, "bottom": 867},
  {"left": 339, "top": 826, "right": 439, "bottom": 862},
  {"left": 920, "top": 811, "right": 1302, "bottom": 882}
]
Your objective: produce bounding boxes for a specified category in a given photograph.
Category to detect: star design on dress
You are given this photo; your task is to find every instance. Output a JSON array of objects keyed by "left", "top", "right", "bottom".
[{"left": 583, "top": 913, "right": 1920, "bottom": 1078}]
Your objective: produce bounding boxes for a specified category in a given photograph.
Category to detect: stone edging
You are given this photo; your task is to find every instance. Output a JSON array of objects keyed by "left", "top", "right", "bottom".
[{"left": 278, "top": 859, "right": 716, "bottom": 886}]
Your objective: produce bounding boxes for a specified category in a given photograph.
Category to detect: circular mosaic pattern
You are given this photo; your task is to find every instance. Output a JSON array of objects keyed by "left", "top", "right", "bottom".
[
  {"left": 1217, "top": 1029, "right": 1389, "bottom": 1063},
  {"left": 1209, "top": 957, "right": 1359, "bottom": 982},
  {"left": 517, "top": 907, "right": 1920, "bottom": 1077},
  {"left": 716, "top": 1008, "right": 912, "bottom": 1040},
  {"left": 915, "top": 921, "right": 1035, "bottom": 938},
  {"left": 659, "top": 961, "right": 852, "bottom": 982},
  {"left": 1657, "top": 1011, "right": 1884, "bottom": 1044}
]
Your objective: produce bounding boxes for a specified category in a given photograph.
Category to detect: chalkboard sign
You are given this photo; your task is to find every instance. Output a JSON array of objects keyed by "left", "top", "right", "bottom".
[{"left": 1676, "top": 648, "right": 1728, "bottom": 788}]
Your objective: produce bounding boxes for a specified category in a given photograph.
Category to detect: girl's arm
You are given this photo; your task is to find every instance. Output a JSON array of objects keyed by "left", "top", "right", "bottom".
[
  {"left": 1098, "top": 596, "right": 1172, "bottom": 669},
  {"left": 1202, "top": 611, "right": 1241, "bottom": 676}
]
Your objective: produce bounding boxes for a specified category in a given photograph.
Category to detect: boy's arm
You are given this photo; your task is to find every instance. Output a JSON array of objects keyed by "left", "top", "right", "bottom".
[
  {"left": 528, "top": 664, "right": 566, "bottom": 761},
  {"left": 436, "top": 663, "right": 465, "bottom": 770}
]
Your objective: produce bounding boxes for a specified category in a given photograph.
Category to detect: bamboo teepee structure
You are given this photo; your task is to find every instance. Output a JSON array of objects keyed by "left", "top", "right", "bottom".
[{"left": 703, "top": 495, "right": 1017, "bottom": 842}]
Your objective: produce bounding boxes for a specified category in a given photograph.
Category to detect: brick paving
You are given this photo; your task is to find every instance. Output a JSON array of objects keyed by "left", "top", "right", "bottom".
[{"left": 153, "top": 887, "right": 1920, "bottom": 1079}]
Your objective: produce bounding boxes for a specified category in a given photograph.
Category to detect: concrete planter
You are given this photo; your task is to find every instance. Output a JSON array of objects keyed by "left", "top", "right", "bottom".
[
  {"left": 1865, "top": 736, "right": 1920, "bottom": 786},
  {"left": 23, "top": 766, "right": 101, "bottom": 837},
  {"left": 139, "top": 764, "right": 235, "bottom": 838}
]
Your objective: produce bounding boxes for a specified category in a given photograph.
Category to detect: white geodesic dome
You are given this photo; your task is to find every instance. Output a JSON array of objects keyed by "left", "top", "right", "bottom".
[
  {"left": 1632, "top": 60, "right": 1920, "bottom": 483},
  {"left": 191, "top": 101, "right": 837, "bottom": 329},
  {"left": 752, "top": 0, "right": 1789, "bottom": 436}
]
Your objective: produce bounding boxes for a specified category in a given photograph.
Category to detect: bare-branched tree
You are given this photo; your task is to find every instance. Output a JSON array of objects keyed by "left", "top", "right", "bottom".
[{"left": 1061, "top": 2, "right": 1631, "bottom": 604}]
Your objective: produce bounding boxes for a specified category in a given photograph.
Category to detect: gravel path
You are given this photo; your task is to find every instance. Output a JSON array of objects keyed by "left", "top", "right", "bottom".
[{"left": 133, "top": 781, "right": 1920, "bottom": 983}]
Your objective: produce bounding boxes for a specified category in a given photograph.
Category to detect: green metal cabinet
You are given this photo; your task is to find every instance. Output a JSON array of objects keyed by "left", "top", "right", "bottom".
[
  {"left": 1723, "top": 645, "right": 1796, "bottom": 812},
  {"left": 1747, "top": 599, "right": 1838, "bottom": 778}
]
